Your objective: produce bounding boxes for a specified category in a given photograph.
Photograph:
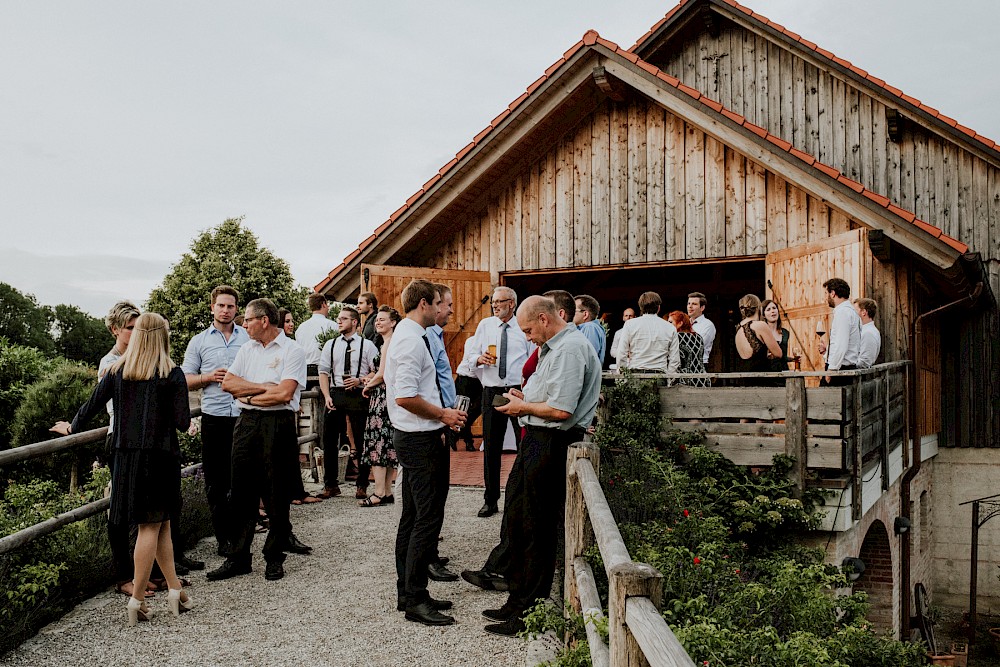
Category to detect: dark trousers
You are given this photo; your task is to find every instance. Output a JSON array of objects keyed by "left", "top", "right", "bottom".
[
  {"left": 822, "top": 364, "right": 858, "bottom": 387},
  {"left": 481, "top": 385, "right": 522, "bottom": 505},
  {"left": 394, "top": 428, "right": 447, "bottom": 607},
  {"left": 503, "top": 426, "right": 580, "bottom": 612},
  {"left": 455, "top": 374, "right": 483, "bottom": 445},
  {"left": 323, "top": 407, "right": 369, "bottom": 488},
  {"left": 201, "top": 414, "right": 237, "bottom": 544},
  {"left": 431, "top": 431, "right": 451, "bottom": 561},
  {"left": 229, "top": 410, "right": 295, "bottom": 565},
  {"left": 481, "top": 445, "right": 522, "bottom": 576}
]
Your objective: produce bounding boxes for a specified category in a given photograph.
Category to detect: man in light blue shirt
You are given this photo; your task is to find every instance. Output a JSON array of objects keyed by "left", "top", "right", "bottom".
[
  {"left": 182, "top": 285, "right": 249, "bottom": 556},
  {"left": 573, "top": 294, "right": 606, "bottom": 362}
]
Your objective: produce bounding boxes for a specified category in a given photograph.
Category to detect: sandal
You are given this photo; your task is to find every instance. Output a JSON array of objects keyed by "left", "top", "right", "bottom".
[
  {"left": 301, "top": 495, "right": 323, "bottom": 504},
  {"left": 358, "top": 494, "right": 385, "bottom": 507},
  {"left": 115, "top": 581, "right": 155, "bottom": 599},
  {"left": 291, "top": 499, "right": 303, "bottom": 505}
]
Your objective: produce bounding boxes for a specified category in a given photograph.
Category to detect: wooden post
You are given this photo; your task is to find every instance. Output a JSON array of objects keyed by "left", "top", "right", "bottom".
[
  {"left": 784, "top": 376, "right": 807, "bottom": 496},
  {"left": 881, "top": 370, "right": 890, "bottom": 491},
  {"left": 565, "top": 441, "right": 599, "bottom": 615},
  {"left": 313, "top": 395, "right": 325, "bottom": 484},
  {"left": 851, "top": 375, "right": 863, "bottom": 521},
  {"left": 608, "top": 561, "right": 663, "bottom": 666},
  {"left": 69, "top": 461, "right": 78, "bottom": 494}
]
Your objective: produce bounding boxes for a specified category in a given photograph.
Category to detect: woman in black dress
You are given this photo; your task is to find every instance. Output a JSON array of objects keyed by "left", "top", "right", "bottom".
[
  {"left": 733, "top": 295, "right": 783, "bottom": 384},
  {"left": 52, "top": 313, "right": 192, "bottom": 626}
]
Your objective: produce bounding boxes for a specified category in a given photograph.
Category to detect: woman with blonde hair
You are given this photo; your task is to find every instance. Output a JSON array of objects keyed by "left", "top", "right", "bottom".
[
  {"left": 733, "top": 295, "right": 782, "bottom": 383},
  {"left": 52, "top": 313, "right": 192, "bottom": 625}
]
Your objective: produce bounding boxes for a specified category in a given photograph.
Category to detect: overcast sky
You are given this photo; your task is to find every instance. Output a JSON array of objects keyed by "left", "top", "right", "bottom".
[{"left": 2, "top": 0, "right": 997, "bottom": 316}]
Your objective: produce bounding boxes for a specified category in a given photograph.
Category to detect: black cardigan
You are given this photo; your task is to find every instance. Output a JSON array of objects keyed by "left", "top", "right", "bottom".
[{"left": 71, "top": 365, "right": 191, "bottom": 454}]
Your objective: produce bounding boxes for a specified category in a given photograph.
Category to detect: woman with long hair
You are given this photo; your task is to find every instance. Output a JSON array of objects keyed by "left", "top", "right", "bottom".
[
  {"left": 358, "top": 305, "right": 401, "bottom": 507},
  {"left": 666, "top": 310, "right": 708, "bottom": 386},
  {"left": 760, "top": 299, "right": 799, "bottom": 373},
  {"left": 52, "top": 313, "right": 192, "bottom": 625},
  {"left": 733, "top": 295, "right": 783, "bottom": 383},
  {"left": 278, "top": 308, "right": 295, "bottom": 338}
]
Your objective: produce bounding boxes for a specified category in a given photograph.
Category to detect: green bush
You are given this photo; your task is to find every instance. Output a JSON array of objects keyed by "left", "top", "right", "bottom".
[{"left": 0, "top": 340, "right": 57, "bottom": 448}]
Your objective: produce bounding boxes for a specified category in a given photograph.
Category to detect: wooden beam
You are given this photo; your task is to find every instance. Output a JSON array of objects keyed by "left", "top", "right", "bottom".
[{"left": 785, "top": 375, "right": 808, "bottom": 494}]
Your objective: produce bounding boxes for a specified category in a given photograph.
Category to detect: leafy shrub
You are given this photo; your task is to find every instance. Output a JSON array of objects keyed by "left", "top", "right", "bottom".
[{"left": 0, "top": 340, "right": 57, "bottom": 448}]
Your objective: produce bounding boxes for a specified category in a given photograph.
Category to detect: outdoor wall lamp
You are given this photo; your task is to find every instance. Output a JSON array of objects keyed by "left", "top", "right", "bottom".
[
  {"left": 894, "top": 516, "right": 912, "bottom": 535},
  {"left": 841, "top": 557, "right": 866, "bottom": 581}
]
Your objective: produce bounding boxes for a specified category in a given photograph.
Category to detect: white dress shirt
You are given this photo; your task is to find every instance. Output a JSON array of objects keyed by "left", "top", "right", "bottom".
[
  {"left": 384, "top": 318, "right": 443, "bottom": 433},
  {"left": 456, "top": 337, "right": 481, "bottom": 380},
  {"left": 229, "top": 331, "right": 307, "bottom": 411},
  {"left": 826, "top": 300, "right": 862, "bottom": 370},
  {"left": 610, "top": 328, "right": 625, "bottom": 361},
  {"left": 858, "top": 321, "right": 881, "bottom": 368},
  {"left": 469, "top": 315, "right": 535, "bottom": 387},
  {"left": 618, "top": 314, "right": 680, "bottom": 373},
  {"left": 318, "top": 334, "right": 377, "bottom": 387},
  {"left": 691, "top": 315, "right": 716, "bottom": 364},
  {"left": 295, "top": 313, "right": 336, "bottom": 366}
]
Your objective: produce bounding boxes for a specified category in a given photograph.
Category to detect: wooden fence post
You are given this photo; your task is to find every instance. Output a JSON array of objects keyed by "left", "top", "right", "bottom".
[
  {"left": 784, "top": 376, "right": 807, "bottom": 496},
  {"left": 565, "top": 441, "right": 599, "bottom": 615},
  {"left": 851, "top": 375, "right": 863, "bottom": 521},
  {"left": 608, "top": 561, "right": 663, "bottom": 666},
  {"left": 313, "top": 395, "right": 325, "bottom": 483}
]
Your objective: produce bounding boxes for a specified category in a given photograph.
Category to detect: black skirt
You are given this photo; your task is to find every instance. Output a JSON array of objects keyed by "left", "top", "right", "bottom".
[{"left": 109, "top": 448, "right": 181, "bottom": 526}]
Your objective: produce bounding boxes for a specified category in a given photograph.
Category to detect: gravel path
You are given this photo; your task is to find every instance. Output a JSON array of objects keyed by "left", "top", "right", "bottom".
[{"left": 2, "top": 485, "right": 530, "bottom": 667}]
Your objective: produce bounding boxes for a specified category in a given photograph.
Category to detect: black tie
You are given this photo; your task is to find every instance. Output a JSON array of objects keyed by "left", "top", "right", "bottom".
[
  {"left": 499, "top": 322, "right": 509, "bottom": 380},
  {"left": 422, "top": 334, "right": 445, "bottom": 407},
  {"left": 343, "top": 337, "right": 353, "bottom": 378}
]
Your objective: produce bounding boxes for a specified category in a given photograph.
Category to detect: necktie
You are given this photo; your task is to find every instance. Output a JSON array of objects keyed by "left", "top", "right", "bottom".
[
  {"left": 343, "top": 337, "right": 353, "bottom": 378},
  {"left": 499, "top": 322, "right": 509, "bottom": 380},
  {"left": 422, "top": 334, "right": 445, "bottom": 407}
]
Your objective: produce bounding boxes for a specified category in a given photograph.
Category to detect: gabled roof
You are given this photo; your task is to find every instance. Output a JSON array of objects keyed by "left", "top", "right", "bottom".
[
  {"left": 315, "top": 30, "right": 967, "bottom": 296},
  {"left": 629, "top": 0, "right": 1000, "bottom": 163}
]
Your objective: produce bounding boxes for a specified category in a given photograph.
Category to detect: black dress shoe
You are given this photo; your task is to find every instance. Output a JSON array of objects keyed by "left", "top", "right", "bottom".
[
  {"left": 285, "top": 533, "right": 312, "bottom": 555},
  {"left": 176, "top": 554, "right": 205, "bottom": 571},
  {"left": 405, "top": 601, "right": 455, "bottom": 626},
  {"left": 482, "top": 603, "right": 519, "bottom": 622},
  {"left": 206, "top": 560, "right": 252, "bottom": 581},
  {"left": 174, "top": 561, "right": 189, "bottom": 576},
  {"left": 484, "top": 617, "right": 526, "bottom": 637},
  {"left": 462, "top": 569, "right": 501, "bottom": 591},
  {"left": 436, "top": 556, "right": 450, "bottom": 566},
  {"left": 397, "top": 596, "right": 453, "bottom": 612},
  {"left": 427, "top": 562, "right": 459, "bottom": 582},
  {"left": 477, "top": 503, "right": 499, "bottom": 518},
  {"left": 264, "top": 561, "right": 284, "bottom": 581}
]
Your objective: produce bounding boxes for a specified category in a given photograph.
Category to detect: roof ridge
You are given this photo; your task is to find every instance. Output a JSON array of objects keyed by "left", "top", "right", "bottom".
[
  {"left": 627, "top": 0, "right": 998, "bottom": 156},
  {"left": 315, "top": 27, "right": 966, "bottom": 292}
]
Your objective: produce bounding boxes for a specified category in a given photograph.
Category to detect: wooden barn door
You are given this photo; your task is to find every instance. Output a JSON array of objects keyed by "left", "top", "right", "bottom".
[
  {"left": 765, "top": 229, "right": 867, "bottom": 381},
  {"left": 360, "top": 264, "right": 493, "bottom": 372}
]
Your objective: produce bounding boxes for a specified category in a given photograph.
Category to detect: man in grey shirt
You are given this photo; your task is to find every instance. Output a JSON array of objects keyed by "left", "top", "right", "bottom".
[{"left": 480, "top": 295, "right": 601, "bottom": 636}]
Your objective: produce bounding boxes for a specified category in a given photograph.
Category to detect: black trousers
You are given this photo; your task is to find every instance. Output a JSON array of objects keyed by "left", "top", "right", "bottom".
[
  {"left": 201, "top": 414, "right": 237, "bottom": 544},
  {"left": 455, "top": 374, "right": 483, "bottom": 444},
  {"left": 822, "top": 364, "right": 858, "bottom": 387},
  {"left": 481, "top": 385, "right": 522, "bottom": 505},
  {"left": 503, "top": 425, "right": 582, "bottom": 612},
  {"left": 229, "top": 410, "right": 295, "bottom": 565},
  {"left": 323, "top": 406, "right": 369, "bottom": 488},
  {"left": 394, "top": 428, "right": 448, "bottom": 608}
]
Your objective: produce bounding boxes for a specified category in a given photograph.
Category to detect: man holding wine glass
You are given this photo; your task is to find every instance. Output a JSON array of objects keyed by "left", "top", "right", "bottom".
[{"left": 817, "top": 278, "right": 862, "bottom": 386}]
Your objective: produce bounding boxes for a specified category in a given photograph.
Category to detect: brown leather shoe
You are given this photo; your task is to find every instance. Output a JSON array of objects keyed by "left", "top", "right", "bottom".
[
  {"left": 355, "top": 486, "right": 369, "bottom": 499},
  {"left": 316, "top": 486, "right": 341, "bottom": 499}
]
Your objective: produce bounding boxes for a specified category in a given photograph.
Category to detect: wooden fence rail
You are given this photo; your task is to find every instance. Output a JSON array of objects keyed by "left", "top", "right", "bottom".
[
  {"left": 0, "top": 391, "right": 323, "bottom": 556},
  {"left": 565, "top": 442, "right": 695, "bottom": 667}
]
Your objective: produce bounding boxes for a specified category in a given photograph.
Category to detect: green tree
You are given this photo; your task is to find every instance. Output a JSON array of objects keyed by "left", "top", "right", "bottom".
[
  {"left": 0, "top": 339, "right": 57, "bottom": 448},
  {"left": 52, "top": 304, "right": 112, "bottom": 366},
  {"left": 146, "top": 217, "right": 310, "bottom": 361},
  {"left": 0, "top": 283, "right": 55, "bottom": 354}
]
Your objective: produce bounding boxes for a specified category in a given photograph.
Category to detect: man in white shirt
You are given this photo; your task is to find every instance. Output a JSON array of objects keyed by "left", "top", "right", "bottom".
[
  {"left": 468, "top": 286, "right": 535, "bottom": 518},
  {"left": 385, "top": 279, "right": 466, "bottom": 626},
  {"left": 619, "top": 291, "right": 680, "bottom": 374},
  {"left": 295, "top": 292, "right": 336, "bottom": 383},
  {"left": 208, "top": 298, "right": 307, "bottom": 583},
  {"left": 854, "top": 298, "right": 882, "bottom": 368},
  {"left": 609, "top": 307, "right": 635, "bottom": 365},
  {"left": 687, "top": 292, "right": 716, "bottom": 365},
  {"left": 818, "top": 278, "right": 862, "bottom": 386},
  {"left": 317, "top": 306, "right": 377, "bottom": 499}
]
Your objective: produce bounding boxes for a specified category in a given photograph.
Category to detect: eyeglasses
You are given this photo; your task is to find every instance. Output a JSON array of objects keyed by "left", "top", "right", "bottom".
[
  {"left": 491, "top": 298, "right": 513, "bottom": 306},
  {"left": 244, "top": 315, "right": 261, "bottom": 324}
]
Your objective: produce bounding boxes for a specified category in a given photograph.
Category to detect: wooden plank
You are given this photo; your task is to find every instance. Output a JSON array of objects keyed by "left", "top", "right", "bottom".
[
  {"left": 913, "top": 132, "right": 928, "bottom": 222},
  {"left": 804, "top": 62, "right": 819, "bottom": 157},
  {"left": 859, "top": 93, "right": 873, "bottom": 190},
  {"left": 625, "top": 597, "right": 695, "bottom": 667},
  {"left": 830, "top": 209, "right": 852, "bottom": 236},
  {"left": 489, "top": 196, "right": 502, "bottom": 276},
  {"left": 725, "top": 147, "right": 747, "bottom": 256},
  {"left": 628, "top": 102, "right": 648, "bottom": 263},
  {"left": 886, "top": 106, "right": 901, "bottom": 206},
  {"left": 556, "top": 135, "right": 574, "bottom": 268},
  {"left": 787, "top": 184, "right": 808, "bottom": 247},
  {"left": 941, "top": 143, "right": 958, "bottom": 238},
  {"left": 565, "top": 444, "right": 597, "bottom": 613},
  {"left": 973, "top": 157, "right": 989, "bottom": 255},
  {"left": 792, "top": 56, "right": 805, "bottom": 147},
  {"left": 591, "top": 103, "right": 611, "bottom": 266},
  {"left": 746, "top": 160, "right": 767, "bottom": 254},
  {"left": 807, "top": 196, "right": 829, "bottom": 243},
  {"left": 871, "top": 99, "right": 887, "bottom": 194},
  {"left": 899, "top": 129, "right": 915, "bottom": 214},
  {"left": 700, "top": 434, "right": 843, "bottom": 468},
  {"left": 846, "top": 86, "right": 861, "bottom": 182},
  {"left": 989, "top": 163, "right": 1000, "bottom": 260},
  {"left": 574, "top": 117, "right": 592, "bottom": 267},
  {"left": 480, "top": 209, "right": 490, "bottom": 274},
  {"left": 610, "top": 103, "right": 629, "bottom": 264},
  {"left": 698, "top": 30, "right": 711, "bottom": 97},
  {"left": 779, "top": 48, "right": 793, "bottom": 141},
  {"left": 539, "top": 149, "right": 556, "bottom": 269},
  {"left": 668, "top": 421, "right": 842, "bottom": 438},
  {"left": 766, "top": 172, "right": 787, "bottom": 253},
  {"left": 524, "top": 164, "right": 539, "bottom": 270},
  {"left": 718, "top": 27, "right": 732, "bottom": 109},
  {"left": 509, "top": 177, "right": 522, "bottom": 270},
  {"left": 705, "top": 135, "right": 726, "bottom": 258},
  {"left": 928, "top": 137, "right": 942, "bottom": 226},
  {"left": 684, "top": 124, "right": 706, "bottom": 259},
  {"left": 958, "top": 149, "right": 974, "bottom": 247},
  {"left": 731, "top": 27, "right": 744, "bottom": 114},
  {"left": 832, "top": 77, "right": 846, "bottom": 172},
  {"left": 646, "top": 104, "right": 667, "bottom": 261},
  {"left": 817, "top": 70, "right": 832, "bottom": 165},
  {"left": 767, "top": 39, "right": 781, "bottom": 136},
  {"left": 665, "top": 111, "right": 685, "bottom": 259},
  {"left": 756, "top": 33, "right": 769, "bottom": 133},
  {"left": 742, "top": 30, "right": 756, "bottom": 125},
  {"left": 785, "top": 376, "right": 807, "bottom": 492}
]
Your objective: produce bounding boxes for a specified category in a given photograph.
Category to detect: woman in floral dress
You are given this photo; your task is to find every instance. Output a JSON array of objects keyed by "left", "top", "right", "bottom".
[
  {"left": 358, "top": 305, "right": 401, "bottom": 507},
  {"left": 667, "top": 310, "right": 709, "bottom": 387}
]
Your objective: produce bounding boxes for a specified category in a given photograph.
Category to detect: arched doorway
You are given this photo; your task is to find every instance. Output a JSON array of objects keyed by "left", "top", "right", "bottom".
[{"left": 854, "top": 520, "right": 894, "bottom": 633}]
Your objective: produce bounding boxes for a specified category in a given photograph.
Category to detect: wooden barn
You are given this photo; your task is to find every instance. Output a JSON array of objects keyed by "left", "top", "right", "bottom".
[{"left": 316, "top": 0, "right": 999, "bottom": 638}]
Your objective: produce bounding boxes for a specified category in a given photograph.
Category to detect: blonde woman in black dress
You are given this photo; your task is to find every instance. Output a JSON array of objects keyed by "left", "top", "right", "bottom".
[
  {"left": 733, "top": 295, "right": 783, "bottom": 384},
  {"left": 52, "top": 313, "right": 192, "bottom": 626}
]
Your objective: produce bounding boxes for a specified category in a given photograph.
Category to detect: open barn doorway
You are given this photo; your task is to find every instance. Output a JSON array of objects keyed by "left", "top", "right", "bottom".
[{"left": 501, "top": 258, "right": 765, "bottom": 373}]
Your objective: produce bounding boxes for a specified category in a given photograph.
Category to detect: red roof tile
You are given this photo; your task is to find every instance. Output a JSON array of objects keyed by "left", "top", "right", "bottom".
[
  {"left": 563, "top": 40, "right": 584, "bottom": 60},
  {"left": 701, "top": 97, "right": 723, "bottom": 112},
  {"left": 939, "top": 234, "right": 969, "bottom": 253},
  {"left": 544, "top": 59, "right": 566, "bottom": 77},
  {"left": 405, "top": 190, "right": 424, "bottom": 207},
  {"left": 837, "top": 175, "right": 865, "bottom": 193},
  {"left": 887, "top": 204, "right": 916, "bottom": 223},
  {"left": 455, "top": 142, "right": 476, "bottom": 161},
  {"left": 863, "top": 190, "right": 891, "bottom": 208},
  {"left": 814, "top": 162, "right": 840, "bottom": 180},
  {"left": 678, "top": 83, "right": 701, "bottom": 100},
  {"left": 508, "top": 92, "right": 529, "bottom": 111},
  {"left": 744, "top": 122, "right": 768, "bottom": 139},
  {"left": 357, "top": 234, "right": 377, "bottom": 252},
  {"left": 490, "top": 108, "right": 511, "bottom": 127},
  {"left": 913, "top": 219, "right": 942, "bottom": 238},
  {"left": 526, "top": 75, "right": 547, "bottom": 95},
  {"left": 790, "top": 147, "right": 815, "bottom": 165},
  {"left": 473, "top": 126, "right": 492, "bottom": 143},
  {"left": 596, "top": 36, "right": 618, "bottom": 51},
  {"left": 638, "top": 60, "right": 660, "bottom": 76},
  {"left": 583, "top": 30, "right": 599, "bottom": 46},
  {"left": 343, "top": 249, "right": 360, "bottom": 264},
  {"left": 766, "top": 134, "right": 793, "bottom": 152},
  {"left": 389, "top": 204, "right": 408, "bottom": 222},
  {"left": 721, "top": 108, "right": 744, "bottom": 124},
  {"left": 374, "top": 220, "right": 392, "bottom": 235},
  {"left": 422, "top": 173, "right": 441, "bottom": 191}
]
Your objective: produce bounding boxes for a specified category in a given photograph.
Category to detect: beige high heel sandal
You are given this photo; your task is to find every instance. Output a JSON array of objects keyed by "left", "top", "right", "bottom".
[
  {"left": 167, "top": 588, "right": 193, "bottom": 616},
  {"left": 126, "top": 596, "right": 152, "bottom": 626}
]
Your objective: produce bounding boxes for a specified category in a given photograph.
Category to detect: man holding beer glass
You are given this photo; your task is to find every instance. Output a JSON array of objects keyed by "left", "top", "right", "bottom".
[{"left": 467, "top": 287, "right": 535, "bottom": 518}]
